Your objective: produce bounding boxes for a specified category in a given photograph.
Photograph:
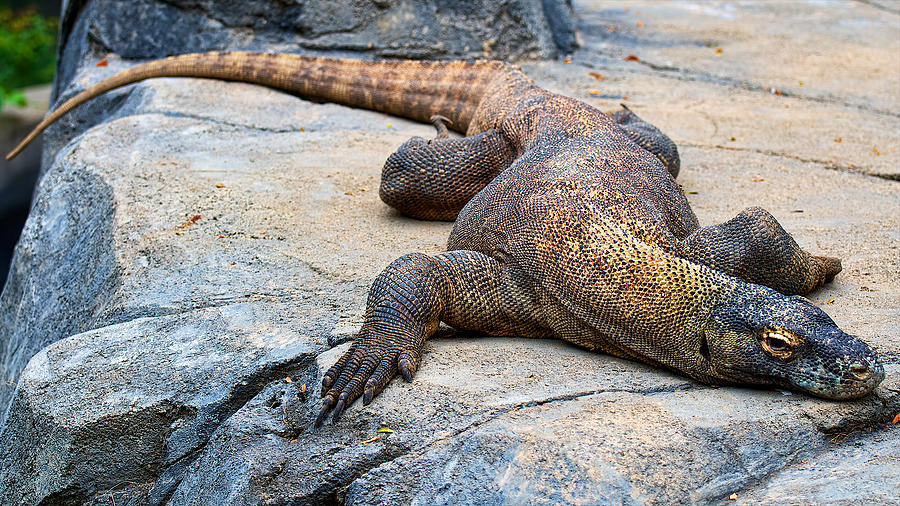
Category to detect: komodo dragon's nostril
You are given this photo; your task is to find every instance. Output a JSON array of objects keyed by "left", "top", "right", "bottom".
[{"left": 849, "top": 362, "right": 872, "bottom": 381}]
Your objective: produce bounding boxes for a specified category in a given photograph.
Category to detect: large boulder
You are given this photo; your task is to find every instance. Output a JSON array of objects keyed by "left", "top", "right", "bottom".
[{"left": 1, "top": 0, "right": 897, "bottom": 504}]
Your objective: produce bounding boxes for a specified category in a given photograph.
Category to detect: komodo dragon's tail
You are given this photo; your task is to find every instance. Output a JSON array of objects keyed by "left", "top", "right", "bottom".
[{"left": 6, "top": 52, "right": 515, "bottom": 160}]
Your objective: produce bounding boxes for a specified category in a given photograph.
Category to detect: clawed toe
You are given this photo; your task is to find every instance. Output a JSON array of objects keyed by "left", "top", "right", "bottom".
[{"left": 314, "top": 342, "right": 418, "bottom": 426}]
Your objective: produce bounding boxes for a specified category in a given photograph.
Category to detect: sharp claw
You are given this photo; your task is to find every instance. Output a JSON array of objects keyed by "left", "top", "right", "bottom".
[
  {"left": 332, "top": 396, "right": 346, "bottom": 424},
  {"left": 363, "top": 386, "right": 374, "bottom": 405},
  {"left": 399, "top": 358, "right": 413, "bottom": 382},
  {"left": 314, "top": 397, "right": 335, "bottom": 427}
]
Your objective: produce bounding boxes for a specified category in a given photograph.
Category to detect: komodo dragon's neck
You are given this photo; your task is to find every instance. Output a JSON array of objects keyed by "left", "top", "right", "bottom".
[{"left": 7, "top": 52, "right": 529, "bottom": 160}]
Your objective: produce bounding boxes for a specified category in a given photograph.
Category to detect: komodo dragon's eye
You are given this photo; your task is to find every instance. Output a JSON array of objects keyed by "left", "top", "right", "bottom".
[{"left": 758, "top": 329, "right": 801, "bottom": 359}]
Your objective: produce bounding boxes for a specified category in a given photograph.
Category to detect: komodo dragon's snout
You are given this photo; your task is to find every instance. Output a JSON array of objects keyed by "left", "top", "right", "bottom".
[{"left": 704, "top": 288, "right": 884, "bottom": 400}]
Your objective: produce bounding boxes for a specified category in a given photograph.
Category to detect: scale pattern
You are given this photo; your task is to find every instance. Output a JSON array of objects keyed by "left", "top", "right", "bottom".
[{"left": 5, "top": 53, "right": 884, "bottom": 426}]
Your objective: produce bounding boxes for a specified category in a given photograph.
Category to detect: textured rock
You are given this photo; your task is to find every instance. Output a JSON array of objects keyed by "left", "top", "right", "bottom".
[
  {"left": 0, "top": 0, "right": 898, "bottom": 504},
  {"left": 1, "top": 303, "right": 319, "bottom": 504}
]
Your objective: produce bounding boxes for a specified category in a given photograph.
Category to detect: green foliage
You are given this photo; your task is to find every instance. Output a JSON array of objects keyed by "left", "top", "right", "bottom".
[{"left": 0, "top": 7, "right": 58, "bottom": 111}]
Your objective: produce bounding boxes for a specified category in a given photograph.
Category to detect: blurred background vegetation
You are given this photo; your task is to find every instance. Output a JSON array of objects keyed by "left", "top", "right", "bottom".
[{"left": 0, "top": 0, "right": 60, "bottom": 112}]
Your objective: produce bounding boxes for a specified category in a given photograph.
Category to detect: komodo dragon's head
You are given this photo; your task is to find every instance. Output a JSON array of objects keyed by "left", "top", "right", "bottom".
[{"left": 701, "top": 286, "right": 884, "bottom": 400}]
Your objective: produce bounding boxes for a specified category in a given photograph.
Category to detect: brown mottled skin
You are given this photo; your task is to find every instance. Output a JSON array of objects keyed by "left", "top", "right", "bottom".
[{"left": 8, "top": 52, "right": 885, "bottom": 426}]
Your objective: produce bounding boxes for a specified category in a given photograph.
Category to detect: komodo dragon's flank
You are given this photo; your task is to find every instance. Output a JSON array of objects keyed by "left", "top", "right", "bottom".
[{"left": 8, "top": 52, "right": 884, "bottom": 426}]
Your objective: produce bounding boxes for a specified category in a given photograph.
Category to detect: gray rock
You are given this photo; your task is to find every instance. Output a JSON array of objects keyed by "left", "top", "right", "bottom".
[
  {"left": 736, "top": 428, "right": 900, "bottom": 505},
  {"left": 1, "top": 303, "right": 321, "bottom": 505},
  {"left": 1, "top": 0, "right": 898, "bottom": 504}
]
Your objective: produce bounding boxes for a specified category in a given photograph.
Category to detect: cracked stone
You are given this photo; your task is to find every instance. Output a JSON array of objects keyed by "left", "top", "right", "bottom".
[
  {"left": 0, "top": 303, "right": 321, "bottom": 504},
  {"left": 1, "top": 0, "right": 897, "bottom": 504}
]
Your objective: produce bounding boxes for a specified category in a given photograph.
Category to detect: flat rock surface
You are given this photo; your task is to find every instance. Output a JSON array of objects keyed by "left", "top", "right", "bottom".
[{"left": 0, "top": 1, "right": 898, "bottom": 504}]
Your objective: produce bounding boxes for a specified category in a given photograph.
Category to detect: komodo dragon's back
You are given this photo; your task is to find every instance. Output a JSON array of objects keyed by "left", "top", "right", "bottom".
[{"left": 8, "top": 52, "right": 884, "bottom": 426}]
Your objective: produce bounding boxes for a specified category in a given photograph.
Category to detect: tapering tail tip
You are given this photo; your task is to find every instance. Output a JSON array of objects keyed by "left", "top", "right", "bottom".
[{"left": 6, "top": 129, "right": 39, "bottom": 160}]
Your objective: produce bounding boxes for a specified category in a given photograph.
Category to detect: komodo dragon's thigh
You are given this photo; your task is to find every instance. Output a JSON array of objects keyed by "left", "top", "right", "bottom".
[
  {"left": 379, "top": 124, "right": 516, "bottom": 221},
  {"left": 605, "top": 106, "right": 681, "bottom": 179},
  {"left": 678, "top": 206, "right": 841, "bottom": 295}
]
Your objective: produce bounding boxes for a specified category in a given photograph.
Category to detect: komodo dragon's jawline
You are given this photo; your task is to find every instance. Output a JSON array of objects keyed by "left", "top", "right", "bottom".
[{"left": 8, "top": 52, "right": 884, "bottom": 425}]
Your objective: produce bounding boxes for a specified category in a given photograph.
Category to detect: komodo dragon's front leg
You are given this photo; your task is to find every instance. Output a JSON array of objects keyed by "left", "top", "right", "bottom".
[
  {"left": 598, "top": 109, "right": 837, "bottom": 296},
  {"left": 679, "top": 207, "right": 842, "bottom": 295},
  {"left": 316, "top": 250, "right": 548, "bottom": 425}
]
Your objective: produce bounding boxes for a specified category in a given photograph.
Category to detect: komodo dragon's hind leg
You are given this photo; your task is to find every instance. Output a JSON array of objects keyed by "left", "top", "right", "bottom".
[
  {"left": 607, "top": 105, "right": 681, "bottom": 178},
  {"left": 678, "top": 206, "right": 842, "bottom": 295},
  {"left": 379, "top": 119, "right": 516, "bottom": 221},
  {"left": 316, "top": 250, "right": 548, "bottom": 425}
]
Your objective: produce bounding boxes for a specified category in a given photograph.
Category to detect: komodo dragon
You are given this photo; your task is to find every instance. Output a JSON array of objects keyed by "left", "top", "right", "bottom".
[{"left": 8, "top": 53, "right": 884, "bottom": 426}]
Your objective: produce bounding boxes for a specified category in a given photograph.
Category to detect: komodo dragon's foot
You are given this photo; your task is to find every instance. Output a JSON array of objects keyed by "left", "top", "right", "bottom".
[
  {"left": 316, "top": 329, "right": 422, "bottom": 426},
  {"left": 607, "top": 105, "right": 681, "bottom": 178},
  {"left": 315, "top": 253, "right": 444, "bottom": 426}
]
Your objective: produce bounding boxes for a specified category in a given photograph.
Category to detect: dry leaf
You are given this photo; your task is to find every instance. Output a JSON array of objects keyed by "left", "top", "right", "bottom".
[
  {"left": 361, "top": 435, "right": 381, "bottom": 444},
  {"left": 715, "top": 48, "right": 723, "bottom": 55},
  {"left": 729, "top": 493, "right": 738, "bottom": 500},
  {"left": 826, "top": 298, "right": 835, "bottom": 304},
  {"left": 588, "top": 72, "right": 605, "bottom": 80},
  {"left": 752, "top": 178, "right": 764, "bottom": 182},
  {"left": 96, "top": 58, "right": 108, "bottom": 67},
  {"left": 301, "top": 383, "right": 307, "bottom": 393},
  {"left": 588, "top": 90, "right": 603, "bottom": 95},
  {"left": 377, "top": 428, "right": 394, "bottom": 433},
  {"left": 563, "top": 57, "right": 572, "bottom": 64},
  {"left": 284, "top": 377, "right": 293, "bottom": 383},
  {"left": 892, "top": 413, "right": 900, "bottom": 424},
  {"left": 624, "top": 54, "right": 640, "bottom": 62},
  {"left": 636, "top": 21, "right": 644, "bottom": 28},
  {"left": 215, "top": 183, "right": 225, "bottom": 188},
  {"left": 873, "top": 146, "right": 881, "bottom": 155},
  {"left": 219, "top": 234, "right": 230, "bottom": 238},
  {"left": 685, "top": 190, "right": 698, "bottom": 194},
  {"left": 176, "top": 214, "right": 202, "bottom": 229},
  {"left": 834, "top": 137, "right": 842, "bottom": 143},
  {"left": 608, "top": 26, "right": 616, "bottom": 32}
]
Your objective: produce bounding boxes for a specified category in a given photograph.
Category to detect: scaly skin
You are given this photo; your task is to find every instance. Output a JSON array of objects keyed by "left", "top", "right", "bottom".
[{"left": 8, "top": 52, "right": 884, "bottom": 427}]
